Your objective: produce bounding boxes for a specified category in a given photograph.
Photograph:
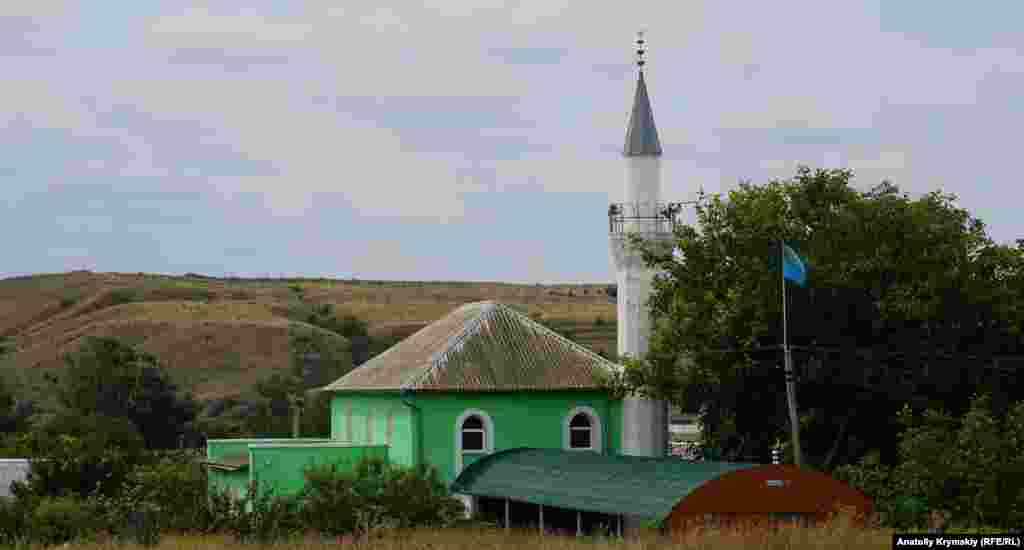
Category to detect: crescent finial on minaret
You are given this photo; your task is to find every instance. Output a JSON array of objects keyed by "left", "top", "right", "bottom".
[
  {"left": 624, "top": 30, "right": 661, "bottom": 156},
  {"left": 636, "top": 30, "right": 646, "bottom": 69}
]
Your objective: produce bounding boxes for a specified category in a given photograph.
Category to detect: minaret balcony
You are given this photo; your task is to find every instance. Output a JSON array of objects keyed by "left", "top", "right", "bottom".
[{"left": 608, "top": 201, "right": 682, "bottom": 236}]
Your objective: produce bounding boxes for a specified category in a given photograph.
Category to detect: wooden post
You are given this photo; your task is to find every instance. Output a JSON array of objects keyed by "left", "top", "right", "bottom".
[
  {"left": 505, "top": 498, "right": 510, "bottom": 531},
  {"left": 539, "top": 504, "right": 544, "bottom": 533},
  {"left": 288, "top": 393, "right": 303, "bottom": 438},
  {"left": 577, "top": 510, "right": 582, "bottom": 537}
]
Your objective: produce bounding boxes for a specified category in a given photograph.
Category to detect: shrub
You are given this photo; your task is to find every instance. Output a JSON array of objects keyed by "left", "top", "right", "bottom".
[
  {"left": 227, "top": 481, "right": 304, "bottom": 544},
  {"left": 300, "top": 464, "right": 361, "bottom": 535},
  {"left": 118, "top": 451, "right": 212, "bottom": 532},
  {"left": 300, "top": 456, "right": 463, "bottom": 537},
  {"left": 121, "top": 503, "right": 161, "bottom": 546},
  {"left": 12, "top": 421, "right": 146, "bottom": 501},
  {"left": 374, "top": 462, "right": 464, "bottom": 529},
  {"left": 836, "top": 394, "right": 1024, "bottom": 530},
  {"left": 0, "top": 497, "right": 29, "bottom": 544},
  {"left": 29, "top": 496, "right": 100, "bottom": 546},
  {"left": 109, "top": 288, "right": 142, "bottom": 305}
]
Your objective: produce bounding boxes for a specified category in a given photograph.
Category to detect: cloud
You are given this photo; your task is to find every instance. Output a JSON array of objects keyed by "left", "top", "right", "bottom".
[
  {"left": 4, "top": 1, "right": 1024, "bottom": 282},
  {"left": 165, "top": 47, "right": 291, "bottom": 71},
  {"left": 0, "top": 1, "right": 68, "bottom": 17},
  {"left": 148, "top": 7, "right": 313, "bottom": 45},
  {"left": 487, "top": 47, "right": 567, "bottom": 65}
]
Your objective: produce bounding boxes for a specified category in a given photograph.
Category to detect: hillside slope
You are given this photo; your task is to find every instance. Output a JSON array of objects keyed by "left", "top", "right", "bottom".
[{"left": 0, "top": 272, "right": 616, "bottom": 401}]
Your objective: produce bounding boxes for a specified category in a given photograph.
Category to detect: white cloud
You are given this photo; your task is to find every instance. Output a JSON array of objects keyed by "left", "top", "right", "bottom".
[
  {"left": 148, "top": 7, "right": 313, "bottom": 46},
  {"left": 848, "top": 151, "right": 908, "bottom": 172},
  {"left": 6, "top": 1, "right": 1024, "bottom": 280},
  {"left": 0, "top": 1, "right": 68, "bottom": 17}
]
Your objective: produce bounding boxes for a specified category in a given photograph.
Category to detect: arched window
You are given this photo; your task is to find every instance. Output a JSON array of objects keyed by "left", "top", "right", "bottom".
[
  {"left": 454, "top": 409, "right": 494, "bottom": 474},
  {"left": 563, "top": 406, "right": 602, "bottom": 451},
  {"left": 461, "top": 415, "right": 485, "bottom": 452},
  {"left": 569, "top": 413, "right": 592, "bottom": 449}
]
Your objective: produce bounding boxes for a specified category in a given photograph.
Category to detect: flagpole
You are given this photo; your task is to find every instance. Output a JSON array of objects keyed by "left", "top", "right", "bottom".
[{"left": 781, "top": 240, "right": 804, "bottom": 467}]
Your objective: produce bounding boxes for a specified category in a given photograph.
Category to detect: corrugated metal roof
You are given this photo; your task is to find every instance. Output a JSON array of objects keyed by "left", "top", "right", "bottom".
[
  {"left": 320, "top": 301, "right": 620, "bottom": 392},
  {"left": 0, "top": 459, "right": 29, "bottom": 498},
  {"left": 623, "top": 71, "right": 662, "bottom": 156},
  {"left": 450, "top": 448, "right": 757, "bottom": 520},
  {"left": 201, "top": 453, "right": 250, "bottom": 471}
]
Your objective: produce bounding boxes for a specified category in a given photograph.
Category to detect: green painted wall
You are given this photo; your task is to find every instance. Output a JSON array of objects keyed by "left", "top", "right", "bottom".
[
  {"left": 207, "top": 438, "right": 331, "bottom": 461},
  {"left": 249, "top": 444, "right": 388, "bottom": 499},
  {"left": 206, "top": 438, "right": 334, "bottom": 502},
  {"left": 329, "top": 390, "right": 623, "bottom": 486},
  {"left": 330, "top": 394, "right": 416, "bottom": 469}
]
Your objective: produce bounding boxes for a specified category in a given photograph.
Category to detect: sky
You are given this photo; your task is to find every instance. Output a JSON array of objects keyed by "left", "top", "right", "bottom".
[{"left": 2, "top": 1, "right": 1023, "bottom": 284}]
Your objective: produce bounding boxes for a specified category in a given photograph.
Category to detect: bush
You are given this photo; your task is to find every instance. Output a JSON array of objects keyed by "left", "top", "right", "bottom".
[
  {"left": 29, "top": 496, "right": 100, "bottom": 546},
  {"left": 836, "top": 393, "right": 1024, "bottom": 529},
  {"left": 301, "top": 465, "right": 361, "bottom": 535},
  {"left": 12, "top": 424, "right": 146, "bottom": 501},
  {"left": 0, "top": 497, "right": 29, "bottom": 544},
  {"left": 300, "top": 456, "right": 463, "bottom": 537},
  {"left": 109, "top": 288, "right": 142, "bottom": 305},
  {"left": 121, "top": 504, "right": 161, "bottom": 546},
  {"left": 227, "top": 481, "right": 304, "bottom": 543},
  {"left": 118, "top": 451, "right": 213, "bottom": 532}
]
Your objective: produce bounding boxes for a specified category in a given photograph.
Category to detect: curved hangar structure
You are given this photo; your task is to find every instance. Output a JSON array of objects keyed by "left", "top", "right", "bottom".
[{"left": 450, "top": 448, "right": 872, "bottom": 536}]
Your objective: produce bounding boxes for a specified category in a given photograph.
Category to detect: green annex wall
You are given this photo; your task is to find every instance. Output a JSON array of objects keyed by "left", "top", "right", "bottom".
[
  {"left": 205, "top": 438, "right": 368, "bottom": 502},
  {"left": 329, "top": 394, "right": 417, "bottom": 469},
  {"left": 207, "top": 438, "right": 332, "bottom": 462},
  {"left": 250, "top": 444, "right": 388, "bottom": 499},
  {"left": 330, "top": 391, "right": 623, "bottom": 486}
]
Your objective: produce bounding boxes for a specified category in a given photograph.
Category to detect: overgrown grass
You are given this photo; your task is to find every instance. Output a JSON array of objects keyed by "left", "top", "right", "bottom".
[{"left": 9, "top": 523, "right": 901, "bottom": 550}]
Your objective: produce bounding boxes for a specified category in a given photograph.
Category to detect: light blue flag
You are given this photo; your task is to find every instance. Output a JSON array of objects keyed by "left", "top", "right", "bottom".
[{"left": 782, "top": 243, "right": 807, "bottom": 286}]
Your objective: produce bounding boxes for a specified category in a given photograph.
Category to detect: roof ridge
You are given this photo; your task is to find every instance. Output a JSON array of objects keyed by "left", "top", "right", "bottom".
[
  {"left": 498, "top": 303, "right": 621, "bottom": 372},
  {"left": 407, "top": 301, "right": 493, "bottom": 390}
]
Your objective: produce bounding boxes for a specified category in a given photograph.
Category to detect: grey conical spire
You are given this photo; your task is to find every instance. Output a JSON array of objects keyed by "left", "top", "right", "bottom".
[{"left": 623, "top": 33, "right": 662, "bottom": 157}]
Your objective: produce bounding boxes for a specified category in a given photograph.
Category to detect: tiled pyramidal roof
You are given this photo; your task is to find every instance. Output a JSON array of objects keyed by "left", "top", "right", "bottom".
[{"left": 320, "top": 301, "right": 620, "bottom": 392}]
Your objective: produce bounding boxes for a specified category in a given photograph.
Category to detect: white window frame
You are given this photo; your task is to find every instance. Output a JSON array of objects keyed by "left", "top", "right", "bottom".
[
  {"left": 454, "top": 409, "right": 494, "bottom": 474},
  {"left": 563, "top": 406, "right": 602, "bottom": 452}
]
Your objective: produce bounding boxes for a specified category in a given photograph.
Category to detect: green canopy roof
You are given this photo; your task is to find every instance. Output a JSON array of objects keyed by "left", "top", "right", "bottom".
[{"left": 450, "top": 448, "right": 757, "bottom": 521}]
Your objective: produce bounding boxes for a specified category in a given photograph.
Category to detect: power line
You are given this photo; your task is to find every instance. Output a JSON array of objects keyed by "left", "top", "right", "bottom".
[{"left": 689, "top": 343, "right": 1024, "bottom": 375}]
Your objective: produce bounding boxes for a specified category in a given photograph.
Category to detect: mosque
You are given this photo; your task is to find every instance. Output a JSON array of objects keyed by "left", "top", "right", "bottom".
[{"left": 203, "top": 34, "right": 873, "bottom": 536}]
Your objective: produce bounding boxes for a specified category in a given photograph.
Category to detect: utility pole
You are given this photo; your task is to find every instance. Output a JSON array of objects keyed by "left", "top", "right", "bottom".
[{"left": 288, "top": 393, "right": 304, "bottom": 438}]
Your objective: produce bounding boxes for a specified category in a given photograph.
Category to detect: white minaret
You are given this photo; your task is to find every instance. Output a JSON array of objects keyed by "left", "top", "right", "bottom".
[{"left": 610, "top": 32, "right": 671, "bottom": 458}]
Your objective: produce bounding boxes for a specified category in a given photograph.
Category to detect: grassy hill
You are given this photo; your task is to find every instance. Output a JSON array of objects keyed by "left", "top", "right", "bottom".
[{"left": 0, "top": 271, "right": 616, "bottom": 403}]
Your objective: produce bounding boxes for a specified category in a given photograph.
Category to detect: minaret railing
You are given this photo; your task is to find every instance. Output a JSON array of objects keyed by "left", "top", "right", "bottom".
[{"left": 608, "top": 201, "right": 688, "bottom": 235}]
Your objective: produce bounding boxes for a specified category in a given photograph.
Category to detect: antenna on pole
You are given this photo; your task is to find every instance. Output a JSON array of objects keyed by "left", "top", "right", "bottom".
[{"left": 635, "top": 30, "right": 646, "bottom": 69}]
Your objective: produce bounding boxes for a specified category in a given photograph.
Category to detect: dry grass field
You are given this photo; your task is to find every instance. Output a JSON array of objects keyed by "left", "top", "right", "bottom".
[
  {"left": 0, "top": 272, "right": 616, "bottom": 401},
  {"left": 41, "top": 522, "right": 899, "bottom": 550}
]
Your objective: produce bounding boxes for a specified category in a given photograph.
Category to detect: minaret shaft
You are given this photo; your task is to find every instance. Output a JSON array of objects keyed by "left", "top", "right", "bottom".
[{"left": 611, "top": 33, "right": 671, "bottom": 460}]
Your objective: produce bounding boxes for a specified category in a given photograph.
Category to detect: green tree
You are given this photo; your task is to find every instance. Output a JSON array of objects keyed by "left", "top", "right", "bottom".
[
  {"left": 835, "top": 393, "right": 1024, "bottom": 529},
  {"left": 0, "top": 375, "right": 16, "bottom": 433},
  {"left": 241, "top": 320, "right": 355, "bottom": 438},
  {"left": 615, "top": 166, "right": 1024, "bottom": 468},
  {"left": 51, "top": 336, "right": 198, "bottom": 449}
]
